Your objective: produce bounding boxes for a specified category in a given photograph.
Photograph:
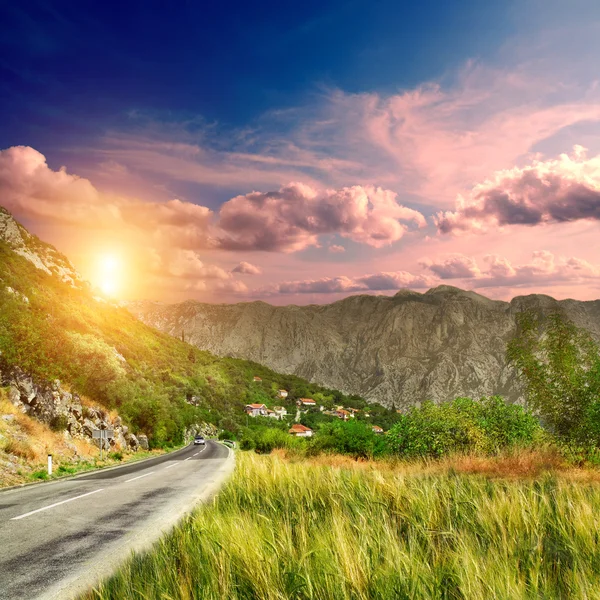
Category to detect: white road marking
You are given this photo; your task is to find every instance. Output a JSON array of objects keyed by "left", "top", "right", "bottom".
[
  {"left": 164, "top": 463, "right": 179, "bottom": 470},
  {"left": 11, "top": 488, "right": 105, "bottom": 521},
  {"left": 125, "top": 471, "right": 155, "bottom": 483},
  {"left": 199, "top": 445, "right": 207, "bottom": 453},
  {"left": 193, "top": 452, "right": 199, "bottom": 456},
  {"left": 184, "top": 457, "right": 192, "bottom": 461}
]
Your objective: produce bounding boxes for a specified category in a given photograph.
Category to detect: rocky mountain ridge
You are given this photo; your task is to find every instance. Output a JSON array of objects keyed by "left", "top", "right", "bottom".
[
  {"left": 0, "top": 206, "right": 82, "bottom": 287},
  {"left": 128, "top": 287, "right": 600, "bottom": 409}
]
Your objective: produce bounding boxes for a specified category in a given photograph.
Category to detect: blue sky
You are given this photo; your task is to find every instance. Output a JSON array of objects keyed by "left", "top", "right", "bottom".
[
  {"left": 1, "top": 1, "right": 600, "bottom": 304},
  {"left": 1, "top": 0, "right": 515, "bottom": 149}
]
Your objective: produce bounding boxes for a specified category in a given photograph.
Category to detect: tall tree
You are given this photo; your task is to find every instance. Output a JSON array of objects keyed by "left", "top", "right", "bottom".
[{"left": 507, "top": 312, "right": 600, "bottom": 438}]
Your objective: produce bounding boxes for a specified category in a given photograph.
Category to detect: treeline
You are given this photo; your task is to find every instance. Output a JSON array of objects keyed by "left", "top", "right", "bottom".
[{"left": 239, "top": 397, "right": 541, "bottom": 458}]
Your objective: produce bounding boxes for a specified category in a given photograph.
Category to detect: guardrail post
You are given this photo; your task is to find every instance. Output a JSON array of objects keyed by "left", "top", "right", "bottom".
[{"left": 47, "top": 454, "right": 53, "bottom": 476}]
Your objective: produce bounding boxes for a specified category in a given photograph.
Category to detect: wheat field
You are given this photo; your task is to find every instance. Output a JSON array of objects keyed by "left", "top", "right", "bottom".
[{"left": 86, "top": 451, "right": 600, "bottom": 599}]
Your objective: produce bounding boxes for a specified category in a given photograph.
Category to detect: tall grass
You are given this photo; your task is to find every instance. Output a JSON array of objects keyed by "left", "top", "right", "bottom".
[{"left": 87, "top": 452, "right": 600, "bottom": 599}]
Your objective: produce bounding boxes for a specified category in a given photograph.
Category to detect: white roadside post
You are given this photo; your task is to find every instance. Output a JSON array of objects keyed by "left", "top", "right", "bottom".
[{"left": 47, "top": 454, "right": 53, "bottom": 476}]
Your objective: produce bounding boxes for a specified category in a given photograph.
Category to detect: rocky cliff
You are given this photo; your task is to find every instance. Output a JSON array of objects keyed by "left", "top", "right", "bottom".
[
  {"left": 1, "top": 363, "right": 145, "bottom": 452},
  {"left": 128, "top": 287, "right": 600, "bottom": 409},
  {"left": 0, "top": 207, "right": 83, "bottom": 287}
]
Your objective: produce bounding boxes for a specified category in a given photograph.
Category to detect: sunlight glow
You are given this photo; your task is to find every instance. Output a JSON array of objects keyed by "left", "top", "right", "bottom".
[{"left": 96, "top": 253, "right": 122, "bottom": 297}]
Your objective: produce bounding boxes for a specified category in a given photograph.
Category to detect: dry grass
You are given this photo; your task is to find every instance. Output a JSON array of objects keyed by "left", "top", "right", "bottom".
[
  {"left": 272, "top": 445, "right": 600, "bottom": 482},
  {"left": 4, "top": 438, "right": 36, "bottom": 460}
]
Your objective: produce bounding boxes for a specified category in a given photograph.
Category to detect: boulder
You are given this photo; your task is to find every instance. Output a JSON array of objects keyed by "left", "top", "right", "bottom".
[
  {"left": 137, "top": 434, "right": 149, "bottom": 450},
  {"left": 8, "top": 386, "right": 21, "bottom": 407},
  {"left": 125, "top": 433, "right": 139, "bottom": 451},
  {"left": 82, "top": 419, "right": 97, "bottom": 438},
  {"left": 114, "top": 431, "right": 128, "bottom": 449},
  {"left": 70, "top": 401, "right": 83, "bottom": 420}
]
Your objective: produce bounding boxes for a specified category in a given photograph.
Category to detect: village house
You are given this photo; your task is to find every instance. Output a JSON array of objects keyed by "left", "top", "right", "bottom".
[
  {"left": 253, "top": 376, "right": 262, "bottom": 382},
  {"left": 372, "top": 425, "right": 384, "bottom": 434},
  {"left": 273, "top": 406, "right": 287, "bottom": 419},
  {"left": 336, "top": 409, "right": 351, "bottom": 421},
  {"left": 266, "top": 409, "right": 278, "bottom": 418},
  {"left": 347, "top": 408, "right": 360, "bottom": 416},
  {"left": 289, "top": 423, "right": 313, "bottom": 437},
  {"left": 245, "top": 403, "right": 268, "bottom": 417},
  {"left": 277, "top": 389, "right": 288, "bottom": 399},
  {"left": 297, "top": 398, "right": 316, "bottom": 408}
]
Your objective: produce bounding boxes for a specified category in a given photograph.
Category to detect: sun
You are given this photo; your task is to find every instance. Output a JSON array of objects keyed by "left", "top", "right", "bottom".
[{"left": 96, "top": 254, "right": 122, "bottom": 297}]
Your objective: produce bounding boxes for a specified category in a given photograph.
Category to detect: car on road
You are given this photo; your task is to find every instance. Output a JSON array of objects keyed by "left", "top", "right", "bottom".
[{"left": 193, "top": 435, "right": 206, "bottom": 446}]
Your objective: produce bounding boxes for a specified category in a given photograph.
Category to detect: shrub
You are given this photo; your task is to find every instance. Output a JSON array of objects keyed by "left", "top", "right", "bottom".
[
  {"left": 309, "top": 419, "right": 385, "bottom": 458},
  {"left": 385, "top": 396, "right": 541, "bottom": 459},
  {"left": 49, "top": 414, "right": 69, "bottom": 432}
]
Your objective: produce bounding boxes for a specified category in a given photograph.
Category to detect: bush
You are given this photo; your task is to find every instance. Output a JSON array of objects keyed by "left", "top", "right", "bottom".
[
  {"left": 309, "top": 419, "right": 385, "bottom": 458},
  {"left": 49, "top": 414, "right": 69, "bottom": 432},
  {"left": 239, "top": 426, "right": 303, "bottom": 454},
  {"left": 385, "top": 396, "right": 542, "bottom": 459}
]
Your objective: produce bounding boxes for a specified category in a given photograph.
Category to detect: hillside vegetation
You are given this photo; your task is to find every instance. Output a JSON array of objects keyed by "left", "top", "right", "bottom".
[
  {"left": 0, "top": 233, "right": 371, "bottom": 448},
  {"left": 85, "top": 451, "right": 600, "bottom": 600}
]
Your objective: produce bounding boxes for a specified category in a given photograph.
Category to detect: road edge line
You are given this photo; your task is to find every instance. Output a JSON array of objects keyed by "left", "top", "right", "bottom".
[{"left": 0, "top": 442, "right": 196, "bottom": 495}]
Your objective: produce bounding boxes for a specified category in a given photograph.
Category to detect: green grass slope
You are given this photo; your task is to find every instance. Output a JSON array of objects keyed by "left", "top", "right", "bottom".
[{"left": 0, "top": 237, "right": 364, "bottom": 447}]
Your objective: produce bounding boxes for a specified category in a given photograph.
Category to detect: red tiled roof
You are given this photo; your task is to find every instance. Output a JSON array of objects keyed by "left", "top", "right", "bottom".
[
  {"left": 372, "top": 425, "right": 383, "bottom": 432},
  {"left": 289, "top": 424, "right": 312, "bottom": 433},
  {"left": 246, "top": 403, "right": 266, "bottom": 409},
  {"left": 300, "top": 398, "right": 316, "bottom": 404}
]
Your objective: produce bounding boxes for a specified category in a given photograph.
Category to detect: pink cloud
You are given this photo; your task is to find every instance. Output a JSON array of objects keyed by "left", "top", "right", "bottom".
[
  {"left": 216, "top": 183, "right": 425, "bottom": 252},
  {"left": 421, "top": 251, "right": 600, "bottom": 288},
  {"left": 164, "top": 249, "right": 231, "bottom": 280},
  {"left": 436, "top": 147, "right": 600, "bottom": 234},
  {"left": 329, "top": 244, "right": 346, "bottom": 253},
  {"left": 0, "top": 146, "right": 120, "bottom": 226},
  {"left": 420, "top": 254, "right": 481, "bottom": 279},
  {"left": 0, "top": 147, "right": 428, "bottom": 256},
  {"left": 232, "top": 261, "right": 262, "bottom": 275},
  {"left": 273, "top": 270, "right": 434, "bottom": 294}
]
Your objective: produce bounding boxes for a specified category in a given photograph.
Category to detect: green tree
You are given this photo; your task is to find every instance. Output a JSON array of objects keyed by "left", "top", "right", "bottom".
[{"left": 507, "top": 312, "right": 600, "bottom": 438}]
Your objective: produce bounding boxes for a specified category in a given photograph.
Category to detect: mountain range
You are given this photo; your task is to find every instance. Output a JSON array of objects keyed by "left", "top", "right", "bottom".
[{"left": 128, "top": 288, "right": 600, "bottom": 409}]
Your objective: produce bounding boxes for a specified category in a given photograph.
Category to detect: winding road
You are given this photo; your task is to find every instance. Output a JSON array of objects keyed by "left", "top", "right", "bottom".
[{"left": 0, "top": 440, "right": 233, "bottom": 600}]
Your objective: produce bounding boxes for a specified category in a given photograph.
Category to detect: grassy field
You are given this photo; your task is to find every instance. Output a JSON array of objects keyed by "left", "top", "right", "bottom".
[{"left": 85, "top": 451, "right": 600, "bottom": 600}]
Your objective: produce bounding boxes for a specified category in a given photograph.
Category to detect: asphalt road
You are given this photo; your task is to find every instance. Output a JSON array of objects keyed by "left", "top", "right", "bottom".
[{"left": 0, "top": 440, "right": 233, "bottom": 600}]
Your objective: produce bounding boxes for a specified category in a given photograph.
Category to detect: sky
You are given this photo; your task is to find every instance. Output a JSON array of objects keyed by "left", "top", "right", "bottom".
[{"left": 1, "top": 0, "right": 600, "bottom": 305}]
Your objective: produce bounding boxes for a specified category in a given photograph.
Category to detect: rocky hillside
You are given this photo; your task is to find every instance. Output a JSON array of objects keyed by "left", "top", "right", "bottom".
[{"left": 129, "top": 288, "right": 600, "bottom": 409}]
